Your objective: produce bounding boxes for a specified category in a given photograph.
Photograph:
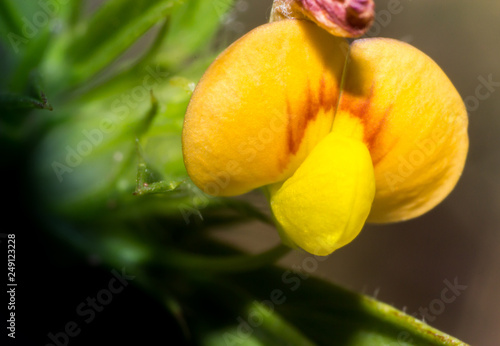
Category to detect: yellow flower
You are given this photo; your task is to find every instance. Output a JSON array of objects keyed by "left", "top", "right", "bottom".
[{"left": 181, "top": 19, "right": 468, "bottom": 256}]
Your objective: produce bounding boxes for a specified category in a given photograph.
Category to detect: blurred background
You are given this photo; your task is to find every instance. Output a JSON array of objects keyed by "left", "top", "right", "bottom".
[
  {"left": 3, "top": 0, "right": 498, "bottom": 345},
  {"left": 211, "top": 0, "right": 500, "bottom": 345}
]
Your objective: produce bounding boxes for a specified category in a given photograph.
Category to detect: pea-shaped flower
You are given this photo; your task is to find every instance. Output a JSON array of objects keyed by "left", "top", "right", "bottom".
[{"left": 182, "top": 13, "right": 468, "bottom": 256}]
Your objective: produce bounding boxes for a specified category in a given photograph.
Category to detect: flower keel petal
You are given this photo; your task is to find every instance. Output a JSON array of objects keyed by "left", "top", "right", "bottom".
[{"left": 269, "top": 132, "right": 375, "bottom": 256}]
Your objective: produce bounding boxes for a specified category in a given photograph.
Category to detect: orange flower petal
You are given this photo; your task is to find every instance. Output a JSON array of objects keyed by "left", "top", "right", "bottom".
[{"left": 182, "top": 20, "right": 347, "bottom": 196}]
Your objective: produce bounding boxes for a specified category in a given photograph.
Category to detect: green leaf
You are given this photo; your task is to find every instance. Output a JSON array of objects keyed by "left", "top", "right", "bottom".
[
  {"left": 135, "top": 247, "right": 467, "bottom": 346},
  {"left": 62, "top": 0, "right": 180, "bottom": 86},
  {"left": 0, "top": 85, "right": 52, "bottom": 111},
  {"left": 150, "top": 0, "right": 236, "bottom": 69},
  {"left": 114, "top": 237, "right": 466, "bottom": 346},
  {"left": 0, "top": 0, "right": 23, "bottom": 41},
  {"left": 209, "top": 265, "right": 469, "bottom": 346},
  {"left": 64, "top": 0, "right": 84, "bottom": 29},
  {"left": 73, "top": 0, "right": 235, "bottom": 103}
]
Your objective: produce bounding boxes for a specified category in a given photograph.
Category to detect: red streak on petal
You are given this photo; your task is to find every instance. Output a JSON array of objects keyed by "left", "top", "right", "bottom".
[
  {"left": 341, "top": 83, "right": 395, "bottom": 167},
  {"left": 286, "top": 75, "right": 337, "bottom": 156}
]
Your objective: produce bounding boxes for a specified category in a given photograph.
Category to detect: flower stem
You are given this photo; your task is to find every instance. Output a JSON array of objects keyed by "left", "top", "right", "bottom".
[{"left": 159, "top": 243, "right": 291, "bottom": 273}]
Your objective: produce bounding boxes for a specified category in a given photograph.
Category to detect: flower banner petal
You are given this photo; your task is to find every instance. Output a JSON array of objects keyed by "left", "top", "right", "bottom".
[{"left": 183, "top": 20, "right": 348, "bottom": 196}]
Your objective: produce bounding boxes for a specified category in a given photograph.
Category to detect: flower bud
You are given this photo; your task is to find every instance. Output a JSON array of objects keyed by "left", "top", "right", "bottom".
[{"left": 270, "top": 0, "right": 375, "bottom": 37}]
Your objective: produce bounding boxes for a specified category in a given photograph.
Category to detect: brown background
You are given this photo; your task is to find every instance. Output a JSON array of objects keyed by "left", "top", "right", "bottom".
[{"left": 211, "top": 1, "right": 500, "bottom": 345}]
